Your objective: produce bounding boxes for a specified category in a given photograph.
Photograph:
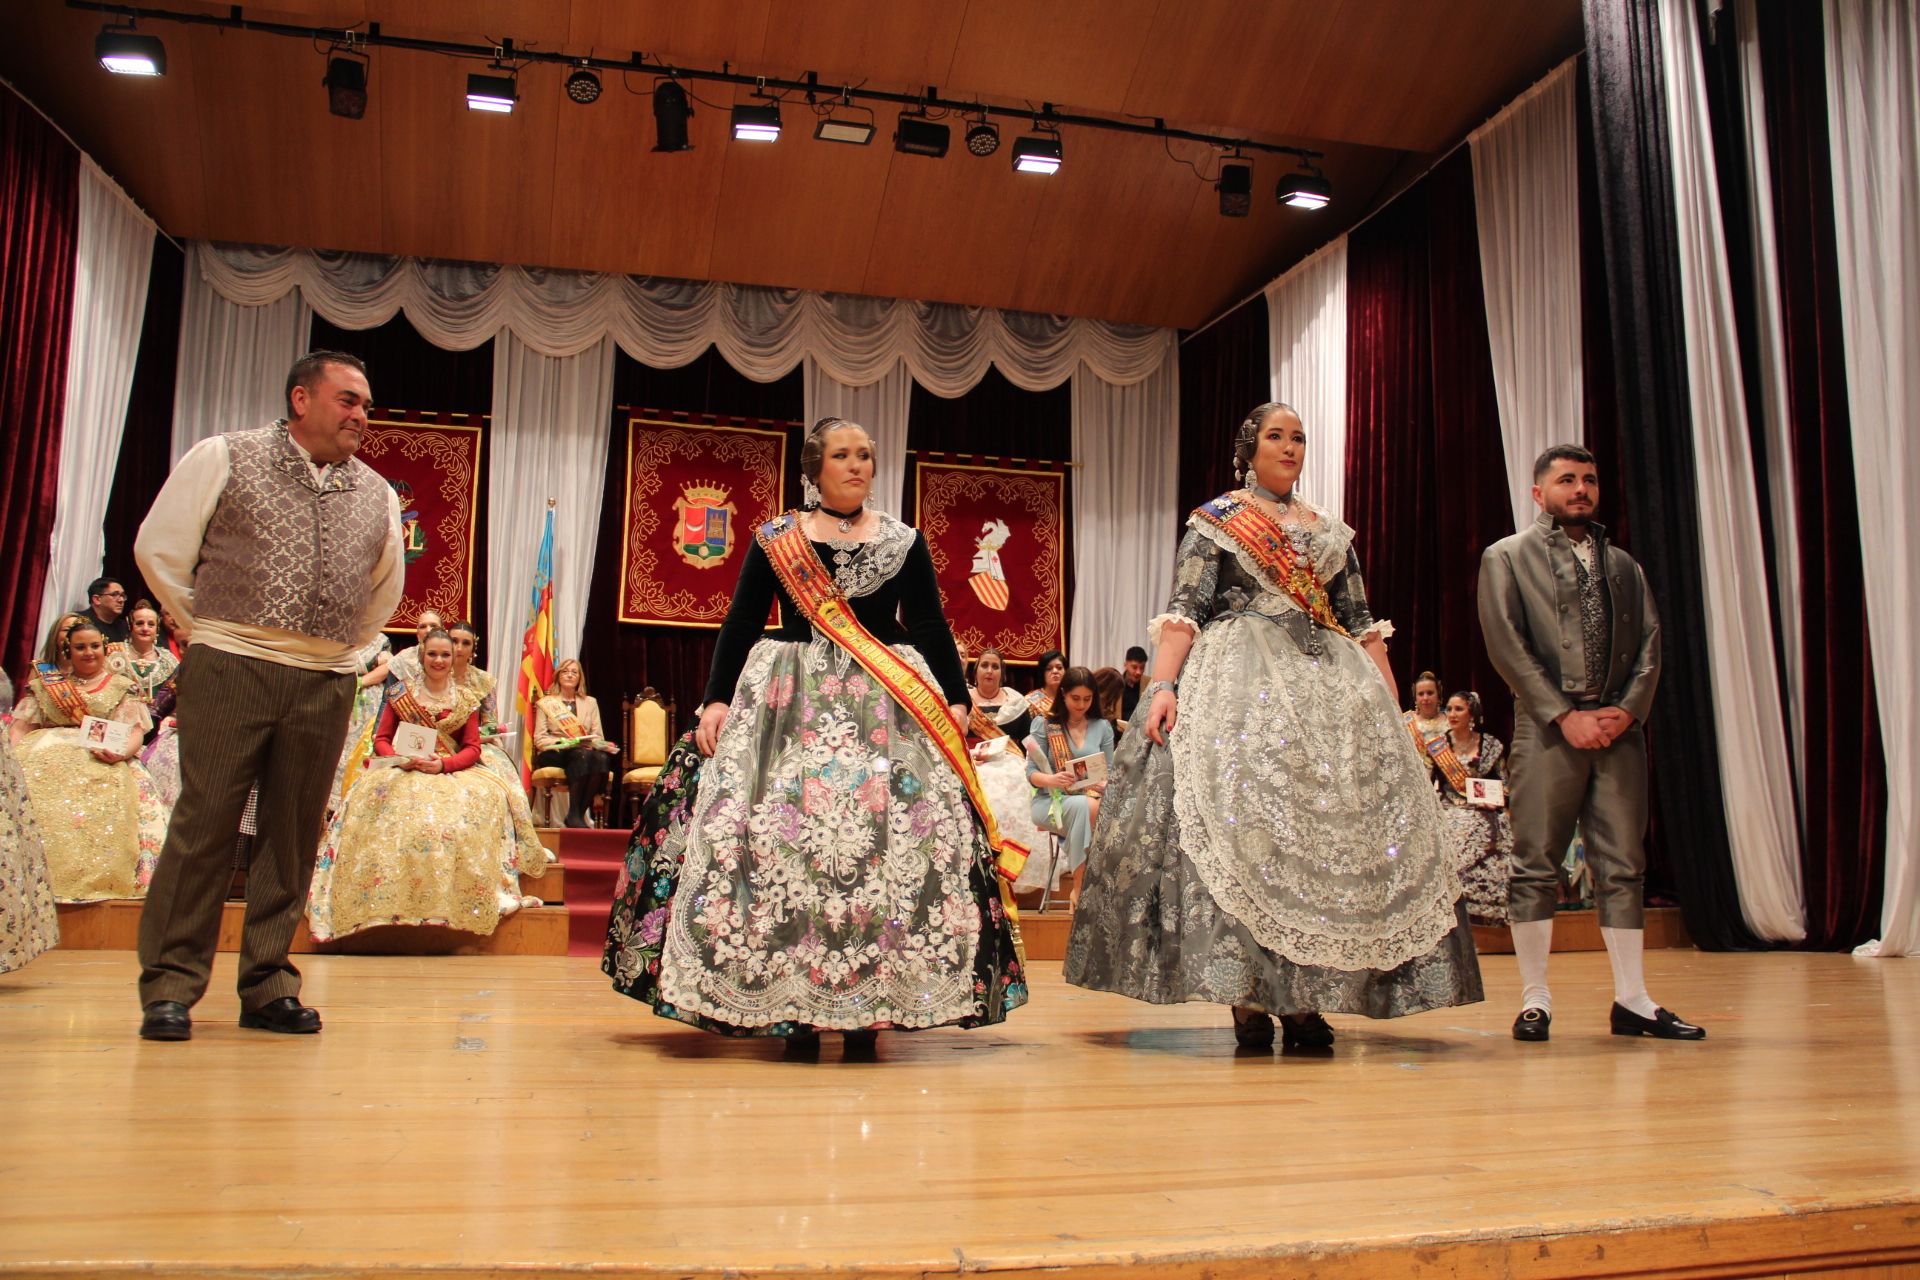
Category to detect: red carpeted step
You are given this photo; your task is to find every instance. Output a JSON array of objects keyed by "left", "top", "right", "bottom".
[{"left": 547, "top": 827, "right": 632, "bottom": 958}]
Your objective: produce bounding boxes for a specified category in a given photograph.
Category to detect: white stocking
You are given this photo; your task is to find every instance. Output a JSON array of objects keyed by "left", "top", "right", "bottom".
[
  {"left": 1512, "top": 918, "right": 1554, "bottom": 1013},
  {"left": 1601, "top": 926, "right": 1658, "bottom": 1017}
]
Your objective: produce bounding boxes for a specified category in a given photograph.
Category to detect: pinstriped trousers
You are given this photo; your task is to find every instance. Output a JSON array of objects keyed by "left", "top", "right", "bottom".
[{"left": 137, "top": 644, "right": 355, "bottom": 1009}]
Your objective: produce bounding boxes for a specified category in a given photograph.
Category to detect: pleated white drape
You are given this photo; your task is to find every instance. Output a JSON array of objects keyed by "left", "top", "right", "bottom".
[
  {"left": 1657, "top": 0, "right": 1806, "bottom": 942},
  {"left": 171, "top": 243, "right": 311, "bottom": 463},
  {"left": 1824, "top": 0, "right": 1920, "bottom": 958},
  {"left": 484, "top": 333, "right": 616, "bottom": 737},
  {"left": 1264, "top": 239, "right": 1349, "bottom": 517},
  {"left": 1470, "top": 60, "right": 1586, "bottom": 535},
  {"left": 802, "top": 356, "right": 914, "bottom": 515},
  {"left": 1734, "top": 0, "right": 1808, "bottom": 804},
  {"left": 37, "top": 160, "right": 155, "bottom": 638},
  {"left": 1069, "top": 356, "right": 1179, "bottom": 668}
]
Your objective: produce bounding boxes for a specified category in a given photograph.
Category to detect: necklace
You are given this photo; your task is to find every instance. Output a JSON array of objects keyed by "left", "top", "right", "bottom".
[
  {"left": 818, "top": 501, "right": 864, "bottom": 534},
  {"left": 1248, "top": 480, "right": 1293, "bottom": 511}
]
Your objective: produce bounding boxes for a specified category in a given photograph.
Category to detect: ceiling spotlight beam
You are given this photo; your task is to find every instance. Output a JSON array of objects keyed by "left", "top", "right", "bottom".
[{"left": 63, "top": 0, "right": 1327, "bottom": 165}]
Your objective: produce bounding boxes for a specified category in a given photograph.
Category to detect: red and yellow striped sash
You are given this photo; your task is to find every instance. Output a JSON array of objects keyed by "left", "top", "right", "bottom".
[{"left": 1193, "top": 494, "right": 1348, "bottom": 635}]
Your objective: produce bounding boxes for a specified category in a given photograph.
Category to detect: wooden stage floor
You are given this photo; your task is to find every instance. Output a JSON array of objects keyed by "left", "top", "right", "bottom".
[{"left": 2, "top": 949, "right": 1916, "bottom": 1280}]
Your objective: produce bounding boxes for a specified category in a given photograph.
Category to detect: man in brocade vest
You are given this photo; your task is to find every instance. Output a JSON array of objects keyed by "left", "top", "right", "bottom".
[
  {"left": 1478, "top": 444, "right": 1705, "bottom": 1044},
  {"left": 132, "top": 350, "right": 403, "bottom": 1042}
]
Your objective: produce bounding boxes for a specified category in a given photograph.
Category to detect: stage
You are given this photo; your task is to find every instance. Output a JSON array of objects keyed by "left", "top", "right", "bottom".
[{"left": 1, "top": 949, "right": 1916, "bottom": 1279}]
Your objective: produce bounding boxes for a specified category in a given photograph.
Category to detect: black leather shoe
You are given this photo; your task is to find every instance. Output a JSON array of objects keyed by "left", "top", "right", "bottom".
[
  {"left": 1513, "top": 1007, "right": 1551, "bottom": 1042},
  {"left": 140, "top": 1001, "right": 191, "bottom": 1042},
  {"left": 238, "top": 996, "right": 322, "bottom": 1034},
  {"left": 1610, "top": 1003, "right": 1706, "bottom": 1040},
  {"left": 1281, "top": 1011, "right": 1336, "bottom": 1049},
  {"left": 1231, "top": 1006, "right": 1275, "bottom": 1050}
]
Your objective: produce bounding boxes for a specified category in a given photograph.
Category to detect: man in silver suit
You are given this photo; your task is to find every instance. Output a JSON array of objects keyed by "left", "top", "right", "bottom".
[{"left": 1478, "top": 444, "right": 1705, "bottom": 1043}]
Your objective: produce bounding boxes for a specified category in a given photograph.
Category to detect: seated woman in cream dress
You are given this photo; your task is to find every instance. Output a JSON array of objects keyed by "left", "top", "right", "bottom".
[
  {"left": 445, "top": 620, "right": 524, "bottom": 791},
  {"left": 10, "top": 618, "right": 167, "bottom": 901},
  {"left": 0, "top": 670, "right": 60, "bottom": 973},
  {"left": 307, "top": 629, "right": 546, "bottom": 942},
  {"left": 965, "top": 648, "right": 1046, "bottom": 891},
  {"left": 531, "top": 659, "right": 618, "bottom": 828}
]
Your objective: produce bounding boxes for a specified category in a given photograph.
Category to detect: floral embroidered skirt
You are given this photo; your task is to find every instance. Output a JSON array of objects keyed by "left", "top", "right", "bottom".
[
  {"left": 0, "top": 735, "right": 59, "bottom": 972},
  {"left": 603, "top": 639, "right": 1027, "bottom": 1036},
  {"left": 307, "top": 762, "right": 546, "bottom": 941},
  {"left": 16, "top": 730, "right": 167, "bottom": 903},
  {"left": 1065, "top": 615, "right": 1483, "bottom": 1019}
]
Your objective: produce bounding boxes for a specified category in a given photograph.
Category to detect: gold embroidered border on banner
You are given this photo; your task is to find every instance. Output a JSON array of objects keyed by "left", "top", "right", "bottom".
[
  {"left": 358, "top": 414, "right": 484, "bottom": 633},
  {"left": 913, "top": 461, "right": 1065, "bottom": 664}
]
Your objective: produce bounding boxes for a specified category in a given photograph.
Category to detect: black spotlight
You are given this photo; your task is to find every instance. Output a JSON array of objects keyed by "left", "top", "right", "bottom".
[
  {"left": 964, "top": 119, "right": 999, "bottom": 157},
  {"left": 96, "top": 25, "right": 166, "bottom": 76},
  {"left": 653, "top": 80, "right": 694, "bottom": 151},
  {"left": 565, "top": 67, "right": 602, "bottom": 105},
  {"left": 323, "top": 55, "right": 369, "bottom": 120},
  {"left": 1276, "top": 161, "right": 1332, "bottom": 210},
  {"left": 894, "top": 115, "right": 950, "bottom": 157},
  {"left": 1216, "top": 160, "right": 1252, "bottom": 217}
]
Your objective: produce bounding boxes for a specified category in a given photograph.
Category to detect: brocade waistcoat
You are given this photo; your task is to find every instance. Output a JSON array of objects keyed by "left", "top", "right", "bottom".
[{"left": 192, "top": 422, "right": 391, "bottom": 644}]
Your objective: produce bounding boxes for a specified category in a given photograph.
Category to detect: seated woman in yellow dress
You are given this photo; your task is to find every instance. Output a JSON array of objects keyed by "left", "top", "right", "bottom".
[
  {"left": 9, "top": 618, "right": 168, "bottom": 901},
  {"left": 446, "top": 620, "right": 523, "bottom": 791},
  {"left": 307, "top": 630, "right": 547, "bottom": 942}
]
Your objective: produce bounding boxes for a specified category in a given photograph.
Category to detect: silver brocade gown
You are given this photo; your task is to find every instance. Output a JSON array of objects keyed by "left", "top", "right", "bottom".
[{"left": 1064, "top": 500, "right": 1483, "bottom": 1018}]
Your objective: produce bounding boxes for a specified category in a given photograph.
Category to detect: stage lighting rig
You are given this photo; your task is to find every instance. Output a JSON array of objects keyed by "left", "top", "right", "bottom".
[
  {"left": 96, "top": 24, "right": 166, "bottom": 76},
  {"left": 653, "top": 80, "right": 694, "bottom": 151}
]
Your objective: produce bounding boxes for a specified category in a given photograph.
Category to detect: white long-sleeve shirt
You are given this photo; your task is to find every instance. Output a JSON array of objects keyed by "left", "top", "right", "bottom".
[{"left": 134, "top": 432, "right": 405, "bottom": 673}]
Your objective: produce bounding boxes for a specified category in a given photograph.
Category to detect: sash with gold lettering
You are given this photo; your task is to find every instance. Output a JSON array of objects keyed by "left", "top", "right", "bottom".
[
  {"left": 1424, "top": 734, "right": 1470, "bottom": 795},
  {"left": 1192, "top": 493, "right": 1348, "bottom": 635},
  {"left": 536, "top": 696, "right": 590, "bottom": 741},
  {"left": 968, "top": 703, "right": 1025, "bottom": 759},
  {"left": 31, "top": 663, "right": 92, "bottom": 726},
  {"left": 757, "top": 513, "right": 1031, "bottom": 897}
]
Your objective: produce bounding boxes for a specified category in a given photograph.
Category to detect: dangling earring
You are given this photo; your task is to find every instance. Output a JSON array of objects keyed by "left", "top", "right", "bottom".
[
  {"left": 801, "top": 475, "right": 821, "bottom": 508},
  {"left": 1232, "top": 458, "right": 1246, "bottom": 487}
]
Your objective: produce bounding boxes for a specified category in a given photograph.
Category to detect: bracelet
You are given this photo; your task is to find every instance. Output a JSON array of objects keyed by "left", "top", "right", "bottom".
[{"left": 1146, "top": 680, "right": 1177, "bottom": 698}]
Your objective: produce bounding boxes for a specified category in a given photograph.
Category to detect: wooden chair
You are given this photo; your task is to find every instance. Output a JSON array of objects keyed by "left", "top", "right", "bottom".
[
  {"left": 620, "top": 687, "right": 675, "bottom": 828},
  {"left": 528, "top": 762, "right": 571, "bottom": 827}
]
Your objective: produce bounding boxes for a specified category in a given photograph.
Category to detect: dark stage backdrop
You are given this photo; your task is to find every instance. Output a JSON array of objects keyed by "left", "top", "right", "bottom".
[
  {"left": 1177, "top": 294, "right": 1270, "bottom": 528},
  {"left": 1753, "top": 0, "right": 1887, "bottom": 950},
  {"left": 1, "top": 85, "right": 79, "bottom": 684},
  {"left": 1583, "top": 0, "right": 1752, "bottom": 949},
  {"left": 1342, "top": 149, "right": 1516, "bottom": 744}
]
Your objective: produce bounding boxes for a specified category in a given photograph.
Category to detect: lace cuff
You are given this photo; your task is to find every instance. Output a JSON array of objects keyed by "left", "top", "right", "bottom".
[
  {"left": 1353, "top": 618, "right": 1395, "bottom": 644},
  {"left": 1147, "top": 611, "right": 1200, "bottom": 648}
]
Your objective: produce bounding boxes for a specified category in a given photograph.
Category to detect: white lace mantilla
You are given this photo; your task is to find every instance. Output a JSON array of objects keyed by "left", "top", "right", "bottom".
[{"left": 818, "top": 510, "right": 916, "bottom": 598}]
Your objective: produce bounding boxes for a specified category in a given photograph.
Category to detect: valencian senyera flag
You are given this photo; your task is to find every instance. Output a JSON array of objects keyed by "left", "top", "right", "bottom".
[{"left": 516, "top": 507, "right": 556, "bottom": 790}]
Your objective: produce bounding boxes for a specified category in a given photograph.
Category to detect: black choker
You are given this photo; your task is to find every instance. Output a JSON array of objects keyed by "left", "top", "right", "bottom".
[
  {"left": 1249, "top": 481, "right": 1293, "bottom": 507},
  {"left": 818, "top": 502, "right": 864, "bottom": 533}
]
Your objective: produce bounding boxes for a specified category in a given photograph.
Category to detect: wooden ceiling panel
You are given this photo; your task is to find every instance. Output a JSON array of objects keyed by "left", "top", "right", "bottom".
[
  {"left": 184, "top": 25, "right": 383, "bottom": 252},
  {"left": 1121, "top": 3, "right": 1344, "bottom": 141},
  {"left": 706, "top": 86, "right": 898, "bottom": 297},
  {"left": 563, "top": 2, "right": 775, "bottom": 67},
  {"left": 944, "top": 0, "right": 1161, "bottom": 111},
  {"left": 5, "top": 4, "right": 210, "bottom": 235},
  {"left": 756, "top": 2, "right": 968, "bottom": 95}
]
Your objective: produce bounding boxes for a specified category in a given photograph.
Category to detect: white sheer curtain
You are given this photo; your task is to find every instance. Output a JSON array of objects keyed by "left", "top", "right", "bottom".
[
  {"left": 37, "top": 160, "right": 155, "bottom": 639},
  {"left": 1264, "top": 239, "right": 1349, "bottom": 517},
  {"left": 802, "top": 356, "right": 913, "bottom": 515},
  {"left": 1657, "top": 0, "right": 1805, "bottom": 942},
  {"left": 1471, "top": 60, "right": 1585, "bottom": 535},
  {"left": 171, "top": 243, "right": 311, "bottom": 463},
  {"left": 1824, "top": 0, "right": 1919, "bottom": 958},
  {"left": 1734, "top": 0, "right": 1807, "bottom": 803},
  {"left": 485, "top": 333, "right": 616, "bottom": 758},
  {"left": 1068, "top": 354, "right": 1179, "bottom": 667},
  {"left": 192, "top": 245, "right": 1171, "bottom": 392}
]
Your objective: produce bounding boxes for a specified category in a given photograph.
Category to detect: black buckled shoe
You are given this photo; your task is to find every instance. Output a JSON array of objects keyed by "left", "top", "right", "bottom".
[
  {"left": 1610, "top": 1003, "right": 1706, "bottom": 1040},
  {"left": 1280, "top": 1011, "right": 1336, "bottom": 1050},
  {"left": 139, "top": 1001, "right": 192, "bottom": 1042},
  {"left": 238, "top": 996, "right": 322, "bottom": 1035},
  {"left": 1231, "top": 1006, "right": 1275, "bottom": 1050},
  {"left": 1512, "top": 1007, "right": 1551, "bottom": 1042}
]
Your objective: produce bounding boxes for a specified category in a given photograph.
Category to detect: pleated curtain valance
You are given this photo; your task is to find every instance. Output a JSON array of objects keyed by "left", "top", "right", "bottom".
[{"left": 192, "top": 243, "right": 1174, "bottom": 393}]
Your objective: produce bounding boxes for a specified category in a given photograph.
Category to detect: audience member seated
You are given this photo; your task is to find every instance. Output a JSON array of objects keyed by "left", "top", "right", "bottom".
[
  {"left": 383, "top": 609, "right": 445, "bottom": 687},
  {"left": 307, "top": 629, "right": 546, "bottom": 942},
  {"left": 0, "top": 668, "right": 60, "bottom": 975},
  {"left": 1091, "top": 666, "right": 1127, "bottom": 734},
  {"left": 159, "top": 605, "right": 187, "bottom": 661},
  {"left": 109, "top": 599, "right": 178, "bottom": 716},
  {"left": 36, "top": 612, "right": 87, "bottom": 672},
  {"left": 1428, "top": 690, "right": 1516, "bottom": 926},
  {"left": 78, "top": 576, "right": 130, "bottom": 645},
  {"left": 446, "top": 620, "right": 523, "bottom": 791},
  {"left": 1026, "top": 648, "right": 1066, "bottom": 719},
  {"left": 1118, "top": 645, "right": 1147, "bottom": 720},
  {"left": 531, "top": 658, "right": 618, "bottom": 828},
  {"left": 1403, "top": 669, "right": 1446, "bottom": 750},
  {"left": 1024, "top": 666, "right": 1115, "bottom": 904},
  {"left": 965, "top": 648, "right": 1046, "bottom": 890},
  {"left": 9, "top": 618, "right": 167, "bottom": 901}
]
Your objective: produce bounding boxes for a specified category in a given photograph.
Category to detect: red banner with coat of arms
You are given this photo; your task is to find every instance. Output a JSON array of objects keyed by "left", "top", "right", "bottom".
[
  {"left": 913, "top": 460, "right": 1065, "bottom": 664},
  {"left": 355, "top": 413, "right": 484, "bottom": 631},
  {"left": 618, "top": 416, "right": 789, "bottom": 626}
]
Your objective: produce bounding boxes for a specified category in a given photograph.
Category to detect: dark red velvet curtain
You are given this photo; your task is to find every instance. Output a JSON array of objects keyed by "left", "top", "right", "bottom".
[
  {"left": 100, "top": 238, "right": 184, "bottom": 617},
  {"left": 1176, "top": 294, "right": 1270, "bottom": 524},
  {"left": 1755, "top": 0, "right": 1887, "bottom": 949},
  {"left": 577, "top": 350, "right": 805, "bottom": 734},
  {"left": 309, "top": 313, "right": 496, "bottom": 640},
  {"left": 0, "top": 86, "right": 79, "bottom": 684},
  {"left": 1342, "top": 150, "right": 1517, "bottom": 741}
]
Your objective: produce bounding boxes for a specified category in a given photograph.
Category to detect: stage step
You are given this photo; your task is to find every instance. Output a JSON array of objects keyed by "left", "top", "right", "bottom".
[{"left": 539, "top": 826, "right": 630, "bottom": 959}]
